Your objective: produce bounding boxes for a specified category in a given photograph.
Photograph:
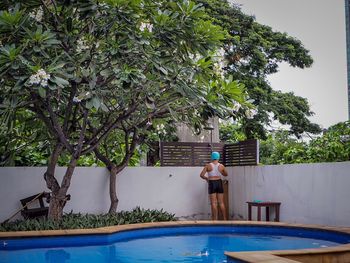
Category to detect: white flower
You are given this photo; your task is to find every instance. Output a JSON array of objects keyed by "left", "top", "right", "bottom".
[
  {"left": 29, "top": 7, "right": 43, "bottom": 22},
  {"left": 37, "top": 69, "right": 50, "bottom": 81},
  {"left": 146, "top": 119, "right": 152, "bottom": 126},
  {"left": 156, "top": 124, "right": 166, "bottom": 135},
  {"left": 156, "top": 124, "right": 165, "bottom": 130},
  {"left": 213, "top": 47, "right": 227, "bottom": 78},
  {"left": 214, "top": 63, "right": 225, "bottom": 78},
  {"left": 216, "top": 48, "right": 225, "bottom": 58},
  {"left": 140, "top": 22, "right": 153, "bottom": 32},
  {"left": 40, "top": 79, "right": 48, "bottom": 87},
  {"left": 98, "top": 3, "right": 109, "bottom": 8},
  {"left": 76, "top": 38, "right": 90, "bottom": 53},
  {"left": 232, "top": 102, "right": 241, "bottom": 112},
  {"left": 73, "top": 96, "right": 82, "bottom": 103},
  {"left": 245, "top": 108, "right": 258, "bottom": 119},
  {"left": 27, "top": 68, "right": 50, "bottom": 87}
]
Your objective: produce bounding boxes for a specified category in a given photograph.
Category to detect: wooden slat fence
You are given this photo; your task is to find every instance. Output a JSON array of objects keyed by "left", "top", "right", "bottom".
[
  {"left": 160, "top": 142, "right": 225, "bottom": 167},
  {"left": 147, "top": 139, "right": 259, "bottom": 167},
  {"left": 224, "top": 139, "right": 259, "bottom": 166}
]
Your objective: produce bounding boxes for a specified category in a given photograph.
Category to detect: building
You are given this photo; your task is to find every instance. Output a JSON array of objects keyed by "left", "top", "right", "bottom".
[
  {"left": 176, "top": 117, "right": 220, "bottom": 143},
  {"left": 346, "top": 0, "right": 350, "bottom": 118}
]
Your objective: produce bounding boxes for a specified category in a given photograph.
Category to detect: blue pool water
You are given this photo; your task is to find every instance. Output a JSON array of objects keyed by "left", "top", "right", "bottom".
[{"left": 1, "top": 225, "right": 350, "bottom": 263}]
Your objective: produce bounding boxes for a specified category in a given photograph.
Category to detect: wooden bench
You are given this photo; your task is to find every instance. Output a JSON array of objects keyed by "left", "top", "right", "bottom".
[
  {"left": 20, "top": 192, "right": 51, "bottom": 219},
  {"left": 247, "top": 201, "right": 281, "bottom": 222}
]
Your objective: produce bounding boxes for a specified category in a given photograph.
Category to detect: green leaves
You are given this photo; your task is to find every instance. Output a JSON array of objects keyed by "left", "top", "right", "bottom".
[
  {"left": 50, "top": 76, "right": 69, "bottom": 88},
  {"left": 193, "top": 0, "right": 318, "bottom": 139},
  {"left": 0, "top": 207, "right": 176, "bottom": 231},
  {"left": 258, "top": 121, "right": 350, "bottom": 165},
  {"left": 0, "top": 8, "right": 25, "bottom": 33},
  {"left": 25, "top": 26, "right": 61, "bottom": 47},
  {"left": 0, "top": 44, "right": 21, "bottom": 74}
]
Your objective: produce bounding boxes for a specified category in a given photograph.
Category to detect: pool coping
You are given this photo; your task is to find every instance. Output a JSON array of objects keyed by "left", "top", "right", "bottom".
[{"left": 1, "top": 220, "right": 350, "bottom": 263}]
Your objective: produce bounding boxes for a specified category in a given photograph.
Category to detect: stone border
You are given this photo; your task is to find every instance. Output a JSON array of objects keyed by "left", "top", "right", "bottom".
[{"left": 1, "top": 221, "right": 350, "bottom": 262}]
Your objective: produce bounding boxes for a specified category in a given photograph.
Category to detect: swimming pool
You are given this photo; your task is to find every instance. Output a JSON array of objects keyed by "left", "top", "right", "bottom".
[{"left": 1, "top": 222, "right": 350, "bottom": 263}]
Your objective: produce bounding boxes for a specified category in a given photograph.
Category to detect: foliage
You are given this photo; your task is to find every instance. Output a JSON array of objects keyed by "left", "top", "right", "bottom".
[
  {"left": 195, "top": 0, "right": 321, "bottom": 139},
  {"left": 259, "top": 121, "right": 350, "bottom": 164},
  {"left": 0, "top": 207, "right": 176, "bottom": 232},
  {"left": 219, "top": 121, "right": 246, "bottom": 142},
  {"left": 259, "top": 130, "right": 307, "bottom": 164},
  {"left": 0, "top": 109, "right": 51, "bottom": 166},
  {"left": 0, "top": 0, "right": 245, "bottom": 153},
  {"left": 0, "top": 0, "right": 247, "bottom": 219}
]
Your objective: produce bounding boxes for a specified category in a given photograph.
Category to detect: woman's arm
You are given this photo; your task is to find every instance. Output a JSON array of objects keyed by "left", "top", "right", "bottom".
[
  {"left": 220, "top": 164, "right": 228, "bottom": 177},
  {"left": 200, "top": 165, "right": 209, "bottom": 181}
]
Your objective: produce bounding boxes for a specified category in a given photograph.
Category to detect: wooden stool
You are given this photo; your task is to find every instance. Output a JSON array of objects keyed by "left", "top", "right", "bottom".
[{"left": 247, "top": 201, "right": 281, "bottom": 222}]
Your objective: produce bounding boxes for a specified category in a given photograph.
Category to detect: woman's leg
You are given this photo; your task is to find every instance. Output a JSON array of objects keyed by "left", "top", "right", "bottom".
[
  {"left": 217, "top": 193, "right": 227, "bottom": 220},
  {"left": 209, "top": 194, "right": 218, "bottom": 220}
]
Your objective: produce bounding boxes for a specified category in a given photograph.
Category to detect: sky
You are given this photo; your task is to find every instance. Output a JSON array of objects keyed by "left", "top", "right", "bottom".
[{"left": 231, "top": 0, "right": 348, "bottom": 129}]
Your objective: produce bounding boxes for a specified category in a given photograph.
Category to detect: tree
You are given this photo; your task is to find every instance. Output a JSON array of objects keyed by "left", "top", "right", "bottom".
[
  {"left": 196, "top": 0, "right": 322, "bottom": 139},
  {"left": 259, "top": 130, "right": 306, "bottom": 165},
  {"left": 0, "top": 109, "right": 51, "bottom": 166},
  {"left": 0, "top": 0, "right": 245, "bottom": 219},
  {"left": 259, "top": 121, "right": 350, "bottom": 164}
]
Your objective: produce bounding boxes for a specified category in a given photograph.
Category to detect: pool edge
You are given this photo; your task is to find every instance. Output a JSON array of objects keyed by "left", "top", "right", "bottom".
[{"left": 1, "top": 220, "right": 350, "bottom": 263}]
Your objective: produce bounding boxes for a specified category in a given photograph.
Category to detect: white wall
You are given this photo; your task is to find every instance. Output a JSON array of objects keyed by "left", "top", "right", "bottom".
[
  {"left": 0, "top": 162, "right": 349, "bottom": 227},
  {"left": 0, "top": 167, "right": 210, "bottom": 223},
  {"left": 228, "top": 162, "right": 350, "bottom": 227}
]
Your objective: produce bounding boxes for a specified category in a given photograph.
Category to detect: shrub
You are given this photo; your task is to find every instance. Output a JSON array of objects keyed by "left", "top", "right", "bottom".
[{"left": 0, "top": 207, "right": 176, "bottom": 232}]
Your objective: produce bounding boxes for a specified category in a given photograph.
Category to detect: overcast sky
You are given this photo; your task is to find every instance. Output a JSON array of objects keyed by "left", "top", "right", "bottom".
[{"left": 231, "top": 0, "right": 348, "bottom": 129}]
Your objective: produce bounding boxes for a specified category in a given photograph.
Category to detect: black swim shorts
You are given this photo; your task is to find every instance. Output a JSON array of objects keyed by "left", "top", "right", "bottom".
[{"left": 208, "top": 179, "right": 224, "bottom": 194}]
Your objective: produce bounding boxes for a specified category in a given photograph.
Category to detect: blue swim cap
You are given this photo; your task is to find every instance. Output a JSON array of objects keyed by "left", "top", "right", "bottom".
[{"left": 211, "top": 152, "right": 220, "bottom": 160}]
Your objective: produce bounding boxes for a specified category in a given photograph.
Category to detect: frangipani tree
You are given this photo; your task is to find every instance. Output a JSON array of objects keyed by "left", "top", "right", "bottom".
[{"left": 0, "top": 0, "right": 246, "bottom": 219}]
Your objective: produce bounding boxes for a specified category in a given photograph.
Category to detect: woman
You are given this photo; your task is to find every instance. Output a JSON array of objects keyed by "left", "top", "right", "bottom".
[{"left": 200, "top": 152, "right": 228, "bottom": 220}]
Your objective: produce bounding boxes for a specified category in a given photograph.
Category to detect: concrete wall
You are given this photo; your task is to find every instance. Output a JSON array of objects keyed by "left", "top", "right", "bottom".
[
  {"left": 0, "top": 167, "right": 210, "bottom": 223},
  {"left": 228, "top": 162, "right": 350, "bottom": 227},
  {"left": 176, "top": 117, "right": 220, "bottom": 143},
  {"left": 0, "top": 162, "right": 349, "bottom": 227}
]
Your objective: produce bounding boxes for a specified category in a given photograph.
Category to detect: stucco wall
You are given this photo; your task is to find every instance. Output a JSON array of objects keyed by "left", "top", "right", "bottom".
[
  {"left": 0, "top": 167, "right": 210, "bottom": 222},
  {"left": 0, "top": 162, "right": 349, "bottom": 227},
  {"left": 228, "top": 162, "right": 350, "bottom": 227}
]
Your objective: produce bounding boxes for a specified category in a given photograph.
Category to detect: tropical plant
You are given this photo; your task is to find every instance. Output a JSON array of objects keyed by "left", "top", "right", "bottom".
[
  {"left": 0, "top": 0, "right": 245, "bottom": 219},
  {"left": 0, "top": 207, "right": 176, "bottom": 231}
]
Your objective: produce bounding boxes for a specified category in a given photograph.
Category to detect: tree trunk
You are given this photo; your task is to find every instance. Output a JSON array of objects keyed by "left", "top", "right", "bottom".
[
  {"left": 94, "top": 129, "right": 139, "bottom": 214},
  {"left": 93, "top": 149, "right": 120, "bottom": 214},
  {"left": 48, "top": 158, "right": 77, "bottom": 220},
  {"left": 48, "top": 194, "right": 66, "bottom": 220},
  {"left": 108, "top": 166, "right": 119, "bottom": 214},
  {"left": 44, "top": 143, "right": 63, "bottom": 220}
]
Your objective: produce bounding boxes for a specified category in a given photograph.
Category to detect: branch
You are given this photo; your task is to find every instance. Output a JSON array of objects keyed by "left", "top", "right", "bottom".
[
  {"left": 94, "top": 148, "right": 114, "bottom": 171},
  {"left": 63, "top": 82, "right": 77, "bottom": 134},
  {"left": 46, "top": 96, "right": 73, "bottom": 152},
  {"left": 74, "top": 108, "right": 88, "bottom": 158},
  {"left": 44, "top": 142, "right": 63, "bottom": 194},
  {"left": 82, "top": 102, "right": 139, "bottom": 154},
  {"left": 116, "top": 127, "right": 138, "bottom": 172}
]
